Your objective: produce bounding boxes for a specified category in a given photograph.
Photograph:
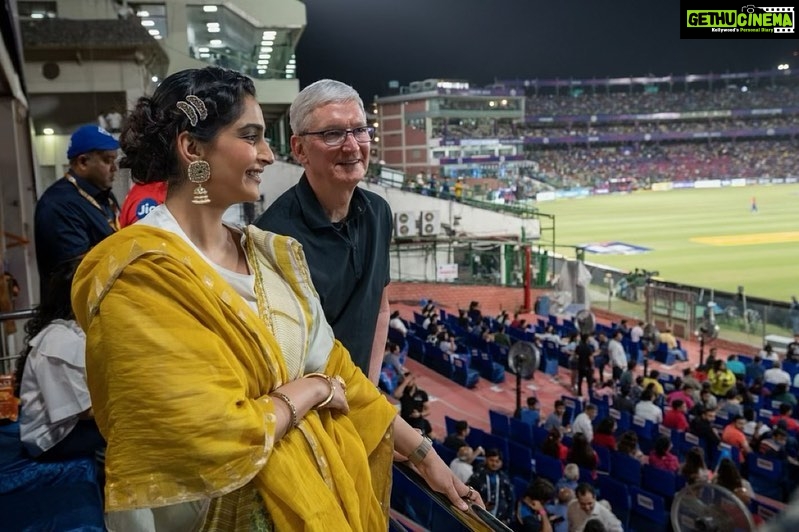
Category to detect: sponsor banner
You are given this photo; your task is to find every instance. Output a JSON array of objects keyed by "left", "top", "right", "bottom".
[
  {"left": 695, "top": 179, "right": 723, "bottom": 188},
  {"left": 672, "top": 181, "right": 696, "bottom": 189},
  {"left": 436, "top": 263, "right": 458, "bottom": 282},
  {"left": 580, "top": 241, "right": 653, "bottom": 255}
]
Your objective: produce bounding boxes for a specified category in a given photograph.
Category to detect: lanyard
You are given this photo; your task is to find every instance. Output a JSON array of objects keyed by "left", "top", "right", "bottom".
[{"left": 64, "top": 174, "right": 119, "bottom": 232}]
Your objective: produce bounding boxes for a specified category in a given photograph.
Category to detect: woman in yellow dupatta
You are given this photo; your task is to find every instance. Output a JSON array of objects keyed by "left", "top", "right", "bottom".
[{"left": 70, "top": 66, "right": 482, "bottom": 531}]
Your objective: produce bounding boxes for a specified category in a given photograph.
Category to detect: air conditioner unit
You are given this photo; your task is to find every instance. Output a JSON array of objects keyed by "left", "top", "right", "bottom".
[
  {"left": 393, "top": 211, "right": 417, "bottom": 238},
  {"left": 419, "top": 210, "right": 440, "bottom": 237}
]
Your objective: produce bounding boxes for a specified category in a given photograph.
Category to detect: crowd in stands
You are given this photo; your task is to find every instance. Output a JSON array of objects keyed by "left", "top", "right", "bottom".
[
  {"left": 385, "top": 299, "right": 799, "bottom": 530},
  {"left": 527, "top": 139, "right": 799, "bottom": 188}
]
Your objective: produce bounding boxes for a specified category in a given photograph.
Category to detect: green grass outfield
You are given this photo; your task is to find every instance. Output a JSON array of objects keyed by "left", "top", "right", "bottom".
[{"left": 536, "top": 184, "right": 799, "bottom": 302}]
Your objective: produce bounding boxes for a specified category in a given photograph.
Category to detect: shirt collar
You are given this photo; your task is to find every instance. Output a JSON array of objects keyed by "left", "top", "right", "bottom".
[
  {"left": 68, "top": 170, "right": 109, "bottom": 199},
  {"left": 295, "top": 173, "right": 370, "bottom": 229}
]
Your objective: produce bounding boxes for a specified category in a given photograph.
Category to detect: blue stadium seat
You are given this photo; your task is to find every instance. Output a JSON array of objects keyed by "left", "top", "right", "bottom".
[
  {"left": 641, "top": 464, "right": 678, "bottom": 504},
  {"left": 597, "top": 475, "right": 630, "bottom": 529},
  {"left": 629, "top": 487, "right": 668, "bottom": 532},
  {"left": 533, "top": 452, "right": 563, "bottom": 484},
  {"left": 452, "top": 356, "right": 480, "bottom": 388},
  {"left": 610, "top": 451, "right": 641, "bottom": 486},
  {"left": 507, "top": 440, "right": 534, "bottom": 479},
  {"left": 746, "top": 453, "right": 785, "bottom": 501},
  {"left": 489, "top": 410, "right": 511, "bottom": 439},
  {"left": 592, "top": 444, "right": 611, "bottom": 474},
  {"left": 510, "top": 417, "right": 536, "bottom": 448}
]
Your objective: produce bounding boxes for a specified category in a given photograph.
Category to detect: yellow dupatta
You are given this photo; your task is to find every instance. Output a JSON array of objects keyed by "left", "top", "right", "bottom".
[{"left": 71, "top": 225, "right": 397, "bottom": 530}]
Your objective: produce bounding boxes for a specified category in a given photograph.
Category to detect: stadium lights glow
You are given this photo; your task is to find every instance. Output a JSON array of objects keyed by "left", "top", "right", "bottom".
[
  {"left": 258, "top": 69, "right": 266, "bottom": 74},
  {"left": 42, "top": 128, "right": 54, "bottom": 135},
  {"left": 154, "top": 35, "right": 162, "bottom": 40},
  {"left": 152, "top": 76, "right": 159, "bottom": 82},
  {"left": 136, "top": 10, "right": 149, "bottom": 17},
  {"left": 741, "top": 85, "right": 748, "bottom": 92},
  {"left": 141, "top": 20, "right": 155, "bottom": 27},
  {"left": 260, "top": 46, "right": 273, "bottom": 53},
  {"left": 199, "top": 53, "right": 211, "bottom": 58},
  {"left": 262, "top": 31, "right": 277, "bottom": 38},
  {"left": 148, "top": 29, "right": 160, "bottom": 36},
  {"left": 261, "top": 40, "right": 273, "bottom": 46},
  {"left": 258, "top": 59, "right": 269, "bottom": 65},
  {"left": 778, "top": 63, "right": 790, "bottom": 70},
  {"left": 209, "top": 39, "right": 222, "bottom": 46},
  {"left": 207, "top": 27, "right": 220, "bottom": 33},
  {"left": 31, "top": 12, "right": 44, "bottom": 19},
  {"left": 198, "top": 47, "right": 210, "bottom": 53},
  {"left": 203, "top": 5, "right": 219, "bottom": 12},
  {"left": 259, "top": 53, "right": 271, "bottom": 59}
]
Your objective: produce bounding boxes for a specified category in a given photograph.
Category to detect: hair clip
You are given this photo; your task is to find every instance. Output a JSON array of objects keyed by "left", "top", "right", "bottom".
[
  {"left": 177, "top": 101, "right": 198, "bottom": 127},
  {"left": 185, "top": 95, "right": 208, "bottom": 120}
]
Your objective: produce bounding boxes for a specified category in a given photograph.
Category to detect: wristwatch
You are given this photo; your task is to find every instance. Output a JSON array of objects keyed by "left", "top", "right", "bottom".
[{"left": 407, "top": 437, "right": 433, "bottom": 465}]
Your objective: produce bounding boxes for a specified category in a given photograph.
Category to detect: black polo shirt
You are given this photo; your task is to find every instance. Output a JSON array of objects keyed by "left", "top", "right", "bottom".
[
  {"left": 255, "top": 174, "right": 392, "bottom": 375},
  {"left": 34, "top": 172, "right": 119, "bottom": 295}
]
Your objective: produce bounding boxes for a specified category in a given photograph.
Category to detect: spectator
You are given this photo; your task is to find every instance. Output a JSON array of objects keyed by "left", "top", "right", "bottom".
[
  {"left": 612, "top": 385, "right": 635, "bottom": 414},
  {"left": 786, "top": 333, "right": 799, "bottom": 363},
  {"left": 718, "top": 389, "right": 744, "bottom": 418},
  {"left": 619, "top": 360, "right": 636, "bottom": 391},
  {"left": 556, "top": 463, "right": 580, "bottom": 492},
  {"left": 681, "top": 367, "right": 703, "bottom": 400},
  {"left": 771, "top": 383, "right": 797, "bottom": 407},
  {"left": 691, "top": 386, "right": 718, "bottom": 416},
  {"left": 726, "top": 354, "right": 746, "bottom": 379},
  {"left": 742, "top": 407, "right": 770, "bottom": 441},
  {"left": 681, "top": 447, "right": 712, "bottom": 484},
  {"left": 759, "top": 344, "right": 779, "bottom": 362},
  {"left": 607, "top": 330, "right": 627, "bottom": 382},
  {"left": 667, "top": 383, "right": 695, "bottom": 411},
  {"left": 388, "top": 310, "right": 408, "bottom": 336},
  {"left": 641, "top": 370, "right": 664, "bottom": 398},
  {"left": 708, "top": 360, "right": 736, "bottom": 398},
  {"left": 575, "top": 334, "right": 595, "bottom": 397},
  {"left": 516, "top": 478, "right": 556, "bottom": 532},
  {"left": 659, "top": 327, "right": 687, "bottom": 361},
  {"left": 468, "top": 448, "right": 515, "bottom": 525},
  {"left": 450, "top": 445, "right": 477, "bottom": 483},
  {"left": 764, "top": 360, "right": 791, "bottom": 386},
  {"left": 382, "top": 342, "right": 405, "bottom": 376},
  {"left": 714, "top": 458, "right": 754, "bottom": 506},
  {"left": 395, "top": 371, "right": 430, "bottom": 419},
  {"left": 494, "top": 325, "right": 511, "bottom": 347},
  {"left": 592, "top": 417, "right": 617, "bottom": 451},
  {"left": 521, "top": 396, "right": 542, "bottom": 427},
  {"left": 542, "top": 428, "right": 570, "bottom": 462},
  {"left": 443, "top": 420, "right": 485, "bottom": 459},
  {"left": 634, "top": 389, "right": 663, "bottom": 424},
  {"left": 745, "top": 355, "right": 766, "bottom": 384},
  {"left": 566, "top": 483, "right": 623, "bottom": 532},
  {"left": 663, "top": 399, "right": 690, "bottom": 431},
  {"left": 769, "top": 403, "right": 799, "bottom": 432},
  {"left": 630, "top": 321, "right": 644, "bottom": 344},
  {"left": 758, "top": 428, "right": 798, "bottom": 464},
  {"left": 721, "top": 415, "right": 752, "bottom": 462},
  {"left": 544, "top": 400, "right": 568, "bottom": 433},
  {"left": 572, "top": 404, "right": 597, "bottom": 442},
  {"left": 617, "top": 431, "right": 644, "bottom": 460},
  {"left": 689, "top": 407, "right": 721, "bottom": 458},
  {"left": 566, "top": 433, "right": 599, "bottom": 474},
  {"left": 648, "top": 435, "right": 680, "bottom": 473}
]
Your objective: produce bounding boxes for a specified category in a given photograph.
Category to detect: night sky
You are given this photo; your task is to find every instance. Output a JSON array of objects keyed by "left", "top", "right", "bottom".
[{"left": 296, "top": 0, "right": 798, "bottom": 101}]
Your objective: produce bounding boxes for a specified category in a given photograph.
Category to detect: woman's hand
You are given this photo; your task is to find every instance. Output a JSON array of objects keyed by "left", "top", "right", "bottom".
[
  {"left": 317, "top": 374, "right": 349, "bottom": 415},
  {"left": 415, "top": 452, "right": 485, "bottom": 512}
]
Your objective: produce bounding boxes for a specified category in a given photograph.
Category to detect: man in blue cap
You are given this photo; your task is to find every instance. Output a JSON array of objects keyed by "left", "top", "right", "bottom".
[{"left": 34, "top": 124, "right": 120, "bottom": 296}]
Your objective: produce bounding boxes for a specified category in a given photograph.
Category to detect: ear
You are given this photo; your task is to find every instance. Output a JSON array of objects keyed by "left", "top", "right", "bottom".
[
  {"left": 176, "top": 131, "right": 206, "bottom": 166},
  {"left": 290, "top": 135, "right": 309, "bottom": 165}
]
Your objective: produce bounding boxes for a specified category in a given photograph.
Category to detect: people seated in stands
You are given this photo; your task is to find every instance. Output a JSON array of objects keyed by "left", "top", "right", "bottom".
[
  {"left": 743, "top": 407, "right": 770, "bottom": 441},
  {"left": 566, "top": 433, "right": 599, "bottom": 476},
  {"left": 648, "top": 435, "right": 680, "bottom": 473},
  {"left": 721, "top": 415, "right": 752, "bottom": 462},
  {"left": 556, "top": 463, "right": 580, "bottom": 492},
  {"left": 769, "top": 403, "right": 799, "bottom": 432},
  {"left": 759, "top": 344, "right": 779, "bottom": 362},
  {"left": 689, "top": 406, "right": 722, "bottom": 458},
  {"left": 659, "top": 327, "right": 687, "bottom": 361},
  {"left": 437, "top": 331, "right": 457, "bottom": 354},
  {"left": 592, "top": 418, "right": 617, "bottom": 451},
  {"left": 718, "top": 389, "right": 744, "bottom": 418},
  {"left": 516, "top": 478, "right": 556, "bottom": 532},
  {"left": 681, "top": 447, "right": 712, "bottom": 484},
  {"left": 617, "top": 431, "right": 644, "bottom": 461},
  {"left": 634, "top": 389, "right": 663, "bottom": 424},
  {"left": 468, "top": 448, "right": 515, "bottom": 525},
  {"left": 421, "top": 299, "right": 436, "bottom": 316},
  {"left": 593, "top": 380, "right": 615, "bottom": 400},
  {"left": 786, "top": 333, "right": 799, "bottom": 363},
  {"left": 714, "top": 458, "right": 754, "bottom": 506},
  {"left": 542, "top": 428, "right": 570, "bottom": 462},
  {"left": 708, "top": 360, "right": 737, "bottom": 398},
  {"left": 566, "top": 483, "right": 623, "bottom": 532},
  {"left": 17, "top": 259, "right": 105, "bottom": 462},
  {"left": 395, "top": 371, "right": 430, "bottom": 419},
  {"left": 641, "top": 370, "right": 665, "bottom": 398},
  {"left": 662, "top": 399, "right": 689, "bottom": 432},
  {"left": 770, "top": 384, "right": 796, "bottom": 408},
  {"left": 548, "top": 487, "right": 573, "bottom": 532},
  {"left": 405, "top": 408, "right": 435, "bottom": 440},
  {"left": 543, "top": 400, "right": 569, "bottom": 433},
  {"left": 388, "top": 310, "right": 407, "bottom": 336},
  {"left": 450, "top": 445, "right": 477, "bottom": 483},
  {"left": 468, "top": 300, "right": 483, "bottom": 325},
  {"left": 494, "top": 325, "right": 511, "bottom": 347},
  {"left": 571, "top": 404, "right": 597, "bottom": 442},
  {"left": 521, "top": 396, "right": 542, "bottom": 427},
  {"left": 619, "top": 360, "right": 636, "bottom": 391},
  {"left": 443, "top": 420, "right": 485, "bottom": 458},
  {"left": 457, "top": 309, "right": 472, "bottom": 332},
  {"left": 496, "top": 310, "right": 512, "bottom": 328},
  {"left": 758, "top": 428, "right": 799, "bottom": 464},
  {"left": 612, "top": 385, "right": 635, "bottom": 414},
  {"left": 764, "top": 360, "right": 791, "bottom": 386},
  {"left": 667, "top": 381, "right": 695, "bottom": 410},
  {"left": 383, "top": 342, "right": 405, "bottom": 376},
  {"left": 691, "top": 385, "right": 718, "bottom": 415},
  {"left": 681, "top": 367, "right": 703, "bottom": 401},
  {"left": 725, "top": 354, "right": 746, "bottom": 379}
]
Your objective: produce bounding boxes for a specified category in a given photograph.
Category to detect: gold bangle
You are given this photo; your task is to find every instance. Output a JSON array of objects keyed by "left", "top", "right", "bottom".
[
  {"left": 305, "top": 372, "right": 335, "bottom": 409},
  {"left": 270, "top": 391, "right": 299, "bottom": 428}
]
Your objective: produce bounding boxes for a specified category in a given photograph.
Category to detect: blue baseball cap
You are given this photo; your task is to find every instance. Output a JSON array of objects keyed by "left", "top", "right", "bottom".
[{"left": 67, "top": 124, "right": 120, "bottom": 159}]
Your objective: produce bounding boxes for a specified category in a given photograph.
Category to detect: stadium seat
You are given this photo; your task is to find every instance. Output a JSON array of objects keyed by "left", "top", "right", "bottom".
[
  {"left": 533, "top": 452, "right": 563, "bottom": 484},
  {"left": 489, "top": 410, "right": 511, "bottom": 439},
  {"left": 597, "top": 475, "right": 630, "bottom": 529},
  {"left": 641, "top": 464, "right": 678, "bottom": 504},
  {"left": 746, "top": 453, "right": 785, "bottom": 501},
  {"left": 610, "top": 451, "right": 641, "bottom": 486},
  {"left": 628, "top": 487, "right": 668, "bottom": 532},
  {"left": 592, "top": 444, "right": 611, "bottom": 474},
  {"left": 452, "top": 356, "right": 480, "bottom": 388},
  {"left": 507, "top": 440, "right": 534, "bottom": 479},
  {"left": 509, "top": 417, "right": 535, "bottom": 448}
]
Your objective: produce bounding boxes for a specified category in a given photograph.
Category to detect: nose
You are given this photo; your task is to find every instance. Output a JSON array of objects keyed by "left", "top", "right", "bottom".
[
  {"left": 259, "top": 141, "right": 275, "bottom": 166},
  {"left": 340, "top": 130, "right": 361, "bottom": 150}
]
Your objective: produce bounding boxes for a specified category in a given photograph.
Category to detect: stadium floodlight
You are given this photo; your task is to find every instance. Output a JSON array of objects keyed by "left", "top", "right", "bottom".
[{"left": 777, "top": 63, "right": 790, "bottom": 71}]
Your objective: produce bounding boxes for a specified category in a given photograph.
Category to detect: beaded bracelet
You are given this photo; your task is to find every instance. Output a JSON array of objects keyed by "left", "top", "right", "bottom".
[
  {"left": 305, "top": 372, "right": 336, "bottom": 409},
  {"left": 270, "top": 391, "right": 299, "bottom": 428}
]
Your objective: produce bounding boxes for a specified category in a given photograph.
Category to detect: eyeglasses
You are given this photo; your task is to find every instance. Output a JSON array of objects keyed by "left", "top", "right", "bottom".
[{"left": 298, "top": 126, "right": 375, "bottom": 146}]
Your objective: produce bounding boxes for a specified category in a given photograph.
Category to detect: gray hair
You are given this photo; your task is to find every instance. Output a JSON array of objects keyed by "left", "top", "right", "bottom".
[
  {"left": 289, "top": 79, "right": 365, "bottom": 134},
  {"left": 564, "top": 463, "right": 579, "bottom": 480}
]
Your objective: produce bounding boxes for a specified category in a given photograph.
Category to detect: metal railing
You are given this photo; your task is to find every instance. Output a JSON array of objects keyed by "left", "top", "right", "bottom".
[{"left": 0, "top": 308, "right": 35, "bottom": 374}]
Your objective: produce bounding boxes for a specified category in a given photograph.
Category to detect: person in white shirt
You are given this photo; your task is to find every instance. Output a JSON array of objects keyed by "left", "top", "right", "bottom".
[
  {"left": 389, "top": 310, "right": 408, "bottom": 336},
  {"left": 607, "top": 330, "right": 627, "bottom": 382},
  {"left": 630, "top": 321, "right": 644, "bottom": 344},
  {"left": 449, "top": 445, "right": 475, "bottom": 483},
  {"left": 567, "top": 483, "right": 623, "bottom": 532},
  {"left": 572, "top": 404, "right": 597, "bottom": 442},
  {"left": 634, "top": 389, "right": 663, "bottom": 424},
  {"left": 764, "top": 361, "right": 791, "bottom": 386}
]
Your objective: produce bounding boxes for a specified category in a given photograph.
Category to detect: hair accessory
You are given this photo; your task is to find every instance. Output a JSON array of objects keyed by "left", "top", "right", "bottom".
[
  {"left": 187, "top": 160, "right": 211, "bottom": 204},
  {"left": 176, "top": 101, "right": 198, "bottom": 127},
  {"left": 176, "top": 95, "right": 208, "bottom": 127},
  {"left": 185, "top": 95, "right": 208, "bottom": 120},
  {"left": 270, "top": 391, "right": 299, "bottom": 428}
]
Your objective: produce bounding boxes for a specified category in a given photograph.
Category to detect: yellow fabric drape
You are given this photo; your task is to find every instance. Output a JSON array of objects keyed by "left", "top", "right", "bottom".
[{"left": 71, "top": 225, "right": 397, "bottom": 531}]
